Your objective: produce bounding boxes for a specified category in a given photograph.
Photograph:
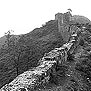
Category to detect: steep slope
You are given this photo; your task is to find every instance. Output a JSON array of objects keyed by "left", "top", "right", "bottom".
[
  {"left": 0, "top": 26, "right": 79, "bottom": 91},
  {"left": 30, "top": 21, "right": 91, "bottom": 91},
  {"left": 1, "top": 12, "right": 91, "bottom": 91},
  {"left": 1, "top": 22, "right": 91, "bottom": 91},
  {"left": 0, "top": 20, "right": 64, "bottom": 88}
]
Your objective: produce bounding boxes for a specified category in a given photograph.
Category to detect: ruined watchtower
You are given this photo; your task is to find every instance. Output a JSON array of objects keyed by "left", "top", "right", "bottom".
[{"left": 55, "top": 11, "right": 72, "bottom": 42}]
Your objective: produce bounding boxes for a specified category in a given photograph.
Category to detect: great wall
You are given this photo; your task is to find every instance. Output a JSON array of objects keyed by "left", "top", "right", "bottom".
[{"left": 0, "top": 11, "right": 90, "bottom": 91}]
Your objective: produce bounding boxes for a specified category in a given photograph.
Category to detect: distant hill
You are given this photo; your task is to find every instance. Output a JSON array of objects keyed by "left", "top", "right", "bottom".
[{"left": 72, "top": 15, "right": 91, "bottom": 24}]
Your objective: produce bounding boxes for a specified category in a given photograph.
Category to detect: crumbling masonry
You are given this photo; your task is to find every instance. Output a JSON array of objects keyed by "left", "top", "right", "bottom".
[{"left": 0, "top": 12, "right": 85, "bottom": 91}]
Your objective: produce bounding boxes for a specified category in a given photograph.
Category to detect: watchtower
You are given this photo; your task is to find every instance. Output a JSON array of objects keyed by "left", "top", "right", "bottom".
[{"left": 55, "top": 12, "right": 72, "bottom": 42}]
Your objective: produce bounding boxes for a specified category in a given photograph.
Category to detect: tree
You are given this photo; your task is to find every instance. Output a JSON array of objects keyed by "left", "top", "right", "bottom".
[{"left": 4, "top": 30, "right": 21, "bottom": 76}]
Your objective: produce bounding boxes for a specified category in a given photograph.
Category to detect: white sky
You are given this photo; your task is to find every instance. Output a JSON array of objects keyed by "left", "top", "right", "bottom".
[{"left": 0, "top": 0, "right": 91, "bottom": 37}]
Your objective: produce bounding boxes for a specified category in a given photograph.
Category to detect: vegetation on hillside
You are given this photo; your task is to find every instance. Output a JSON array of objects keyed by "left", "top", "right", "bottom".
[
  {"left": 0, "top": 20, "right": 64, "bottom": 88},
  {"left": 0, "top": 11, "right": 91, "bottom": 91},
  {"left": 33, "top": 23, "right": 91, "bottom": 91}
]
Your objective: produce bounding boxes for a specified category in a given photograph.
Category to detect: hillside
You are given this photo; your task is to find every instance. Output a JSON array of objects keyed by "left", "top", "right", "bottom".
[
  {"left": 0, "top": 20, "right": 64, "bottom": 88},
  {"left": 0, "top": 11, "right": 91, "bottom": 91},
  {"left": 72, "top": 15, "right": 91, "bottom": 24}
]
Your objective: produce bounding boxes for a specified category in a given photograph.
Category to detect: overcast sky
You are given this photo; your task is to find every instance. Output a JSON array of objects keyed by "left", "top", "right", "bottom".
[{"left": 0, "top": 0, "right": 91, "bottom": 37}]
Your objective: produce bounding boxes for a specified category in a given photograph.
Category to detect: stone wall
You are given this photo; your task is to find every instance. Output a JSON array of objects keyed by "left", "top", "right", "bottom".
[
  {"left": 0, "top": 28, "right": 80, "bottom": 91},
  {"left": 0, "top": 12, "right": 82, "bottom": 91}
]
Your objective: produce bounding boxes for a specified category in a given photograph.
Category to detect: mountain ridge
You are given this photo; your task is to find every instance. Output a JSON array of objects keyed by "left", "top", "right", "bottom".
[{"left": 0, "top": 11, "right": 91, "bottom": 90}]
